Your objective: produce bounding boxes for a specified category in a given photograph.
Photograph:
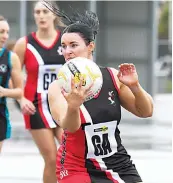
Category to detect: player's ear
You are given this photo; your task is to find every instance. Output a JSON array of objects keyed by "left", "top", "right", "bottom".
[{"left": 88, "top": 41, "right": 95, "bottom": 53}]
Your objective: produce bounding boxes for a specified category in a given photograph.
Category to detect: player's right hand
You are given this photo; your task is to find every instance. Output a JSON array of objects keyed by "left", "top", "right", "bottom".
[
  {"left": 20, "top": 97, "right": 36, "bottom": 115},
  {"left": 63, "top": 76, "right": 93, "bottom": 109}
]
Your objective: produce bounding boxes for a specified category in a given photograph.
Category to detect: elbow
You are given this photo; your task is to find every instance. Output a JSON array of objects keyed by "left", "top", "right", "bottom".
[
  {"left": 147, "top": 109, "right": 153, "bottom": 117},
  {"left": 147, "top": 108, "right": 153, "bottom": 118},
  {"left": 145, "top": 97, "right": 154, "bottom": 117},
  {"left": 147, "top": 103, "right": 154, "bottom": 117},
  {"left": 143, "top": 111, "right": 153, "bottom": 118},
  {"left": 140, "top": 108, "right": 153, "bottom": 118},
  {"left": 136, "top": 104, "right": 153, "bottom": 118}
]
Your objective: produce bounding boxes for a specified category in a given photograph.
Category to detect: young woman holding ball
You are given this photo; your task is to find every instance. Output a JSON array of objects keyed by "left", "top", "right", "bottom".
[{"left": 45, "top": 1, "right": 153, "bottom": 183}]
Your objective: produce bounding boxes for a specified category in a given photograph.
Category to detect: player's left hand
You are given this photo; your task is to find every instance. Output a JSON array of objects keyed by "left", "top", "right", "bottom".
[{"left": 117, "top": 63, "right": 139, "bottom": 87}]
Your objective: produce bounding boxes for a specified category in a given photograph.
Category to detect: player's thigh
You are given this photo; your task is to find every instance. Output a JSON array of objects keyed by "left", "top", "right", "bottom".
[
  {"left": 0, "top": 141, "right": 3, "bottom": 152},
  {"left": 30, "top": 128, "right": 57, "bottom": 160},
  {"left": 54, "top": 126, "right": 63, "bottom": 144}
]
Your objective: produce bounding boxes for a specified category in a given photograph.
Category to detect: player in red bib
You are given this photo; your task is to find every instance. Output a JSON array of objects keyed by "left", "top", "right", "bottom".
[
  {"left": 13, "top": 1, "right": 65, "bottom": 183},
  {"left": 46, "top": 2, "right": 153, "bottom": 183}
]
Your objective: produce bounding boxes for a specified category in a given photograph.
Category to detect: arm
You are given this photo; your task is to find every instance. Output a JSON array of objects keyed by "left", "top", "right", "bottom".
[
  {"left": 13, "top": 37, "right": 26, "bottom": 102},
  {"left": 13, "top": 37, "right": 36, "bottom": 115},
  {"left": 48, "top": 80, "right": 81, "bottom": 133},
  {"left": 119, "top": 82, "right": 153, "bottom": 118},
  {"left": 110, "top": 67, "right": 153, "bottom": 118},
  {"left": 8, "top": 79, "right": 13, "bottom": 89},
  {"left": 0, "top": 52, "right": 23, "bottom": 99},
  {"left": 13, "top": 37, "right": 26, "bottom": 67}
]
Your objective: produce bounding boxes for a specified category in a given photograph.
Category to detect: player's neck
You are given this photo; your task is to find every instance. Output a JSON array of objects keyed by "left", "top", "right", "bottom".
[
  {"left": 88, "top": 55, "right": 93, "bottom": 61},
  {"left": 36, "top": 28, "right": 57, "bottom": 40}
]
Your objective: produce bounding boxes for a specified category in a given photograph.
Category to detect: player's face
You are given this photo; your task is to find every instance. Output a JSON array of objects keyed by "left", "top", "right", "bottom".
[
  {"left": 34, "top": 2, "right": 56, "bottom": 30},
  {"left": 61, "top": 33, "right": 94, "bottom": 62},
  {"left": 0, "top": 20, "right": 9, "bottom": 48}
]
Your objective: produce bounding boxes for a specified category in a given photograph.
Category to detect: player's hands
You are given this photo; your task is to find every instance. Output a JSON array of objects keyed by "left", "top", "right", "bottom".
[
  {"left": 20, "top": 97, "right": 36, "bottom": 115},
  {"left": 63, "top": 76, "right": 93, "bottom": 109},
  {"left": 117, "top": 63, "right": 139, "bottom": 87}
]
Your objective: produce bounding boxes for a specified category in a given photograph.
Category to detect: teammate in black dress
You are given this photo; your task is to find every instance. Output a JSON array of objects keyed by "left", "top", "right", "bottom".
[{"left": 13, "top": 1, "right": 65, "bottom": 183}]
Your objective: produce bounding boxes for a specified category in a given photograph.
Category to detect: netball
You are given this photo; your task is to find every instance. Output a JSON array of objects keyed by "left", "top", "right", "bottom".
[{"left": 57, "top": 57, "right": 103, "bottom": 101}]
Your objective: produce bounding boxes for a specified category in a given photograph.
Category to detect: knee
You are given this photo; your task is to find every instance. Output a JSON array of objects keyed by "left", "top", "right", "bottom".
[
  {"left": 42, "top": 149, "right": 57, "bottom": 167},
  {"left": 45, "top": 155, "right": 56, "bottom": 167}
]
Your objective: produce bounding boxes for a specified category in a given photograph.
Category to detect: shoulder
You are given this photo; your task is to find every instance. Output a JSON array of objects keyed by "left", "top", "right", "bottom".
[
  {"left": 10, "top": 52, "right": 20, "bottom": 66},
  {"left": 10, "top": 51, "right": 19, "bottom": 60},
  {"left": 13, "top": 36, "right": 27, "bottom": 60},
  {"left": 15, "top": 36, "right": 27, "bottom": 47}
]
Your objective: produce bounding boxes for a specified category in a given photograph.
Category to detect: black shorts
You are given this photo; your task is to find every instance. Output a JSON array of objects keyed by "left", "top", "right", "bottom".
[
  {"left": 0, "top": 105, "right": 11, "bottom": 141},
  {"left": 23, "top": 100, "right": 58, "bottom": 129}
]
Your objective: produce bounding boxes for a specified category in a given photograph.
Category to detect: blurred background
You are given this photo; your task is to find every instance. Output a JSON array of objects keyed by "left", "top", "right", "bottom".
[{"left": 0, "top": 1, "right": 172, "bottom": 183}]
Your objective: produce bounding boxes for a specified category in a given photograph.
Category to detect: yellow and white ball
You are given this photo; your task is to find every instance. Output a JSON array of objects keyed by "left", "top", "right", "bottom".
[{"left": 57, "top": 57, "right": 103, "bottom": 101}]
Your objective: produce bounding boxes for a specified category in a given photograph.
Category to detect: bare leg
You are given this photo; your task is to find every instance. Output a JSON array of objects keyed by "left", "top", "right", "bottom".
[
  {"left": 0, "top": 141, "right": 3, "bottom": 153},
  {"left": 54, "top": 126, "right": 63, "bottom": 144},
  {"left": 30, "top": 128, "right": 57, "bottom": 183}
]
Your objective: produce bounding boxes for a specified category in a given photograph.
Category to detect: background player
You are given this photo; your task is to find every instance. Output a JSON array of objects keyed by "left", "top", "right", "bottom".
[
  {"left": 0, "top": 16, "right": 22, "bottom": 153},
  {"left": 13, "top": 1, "right": 65, "bottom": 183}
]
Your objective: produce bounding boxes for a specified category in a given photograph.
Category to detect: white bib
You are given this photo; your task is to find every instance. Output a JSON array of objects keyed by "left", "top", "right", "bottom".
[
  {"left": 37, "top": 64, "right": 62, "bottom": 93},
  {"left": 85, "top": 120, "right": 118, "bottom": 159}
]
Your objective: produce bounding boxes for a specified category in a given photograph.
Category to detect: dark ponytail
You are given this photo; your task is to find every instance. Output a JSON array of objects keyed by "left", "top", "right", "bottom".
[{"left": 42, "top": 0, "right": 99, "bottom": 45}]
